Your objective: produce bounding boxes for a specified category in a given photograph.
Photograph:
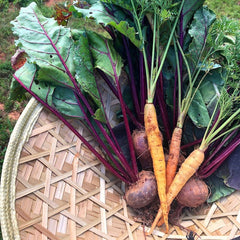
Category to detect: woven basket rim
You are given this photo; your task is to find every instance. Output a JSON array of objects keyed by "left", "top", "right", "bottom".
[
  {"left": 0, "top": 98, "right": 43, "bottom": 240},
  {"left": 1, "top": 97, "right": 240, "bottom": 240}
]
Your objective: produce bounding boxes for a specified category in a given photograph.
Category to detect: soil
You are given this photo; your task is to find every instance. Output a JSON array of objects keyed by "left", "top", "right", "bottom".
[
  {"left": 0, "top": 102, "right": 23, "bottom": 121},
  {"left": 133, "top": 197, "right": 160, "bottom": 226},
  {"left": 0, "top": 103, "right": 4, "bottom": 112},
  {"left": 45, "top": 0, "right": 65, "bottom": 7},
  {"left": 0, "top": 53, "right": 6, "bottom": 62},
  {"left": 7, "top": 111, "right": 21, "bottom": 121}
]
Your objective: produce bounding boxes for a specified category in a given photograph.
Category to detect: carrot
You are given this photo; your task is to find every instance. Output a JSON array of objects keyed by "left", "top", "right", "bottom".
[
  {"left": 164, "top": 33, "right": 209, "bottom": 191},
  {"left": 147, "top": 149, "right": 205, "bottom": 235},
  {"left": 144, "top": 103, "right": 168, "bottom": 232},
  {"left": 167, "top": 149, "right": 205, "bottom": 204},
  {"left": 129, "top": 0, "right": 185, "bottom": 234},
  {"left": 166, "top": 127, "right": 182, "bottom": 191}
]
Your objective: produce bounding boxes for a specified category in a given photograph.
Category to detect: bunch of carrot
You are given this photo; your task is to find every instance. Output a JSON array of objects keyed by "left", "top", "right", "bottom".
[
  {"left": 147, "top": 86, "right": 240, "bottom": 234},
  {"left": 146, "top": 37, "right": 216, "bottom": 233},
  {"left": 130, "top": 0, "right": 214, "bottom": 232},
  {"left": 131, "top": 0, "right": 214, "bottom": 233},
  {"left": 132, "top": 1, "right": 240, "bottom": 234},
  {"left": 129, "top": 0, "right": 187, "bottom": 231}
]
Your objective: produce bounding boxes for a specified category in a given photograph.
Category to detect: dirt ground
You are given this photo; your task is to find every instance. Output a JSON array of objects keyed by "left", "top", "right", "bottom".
[{"left": 45, "top": 0, "right": 66, "bottom": 7}]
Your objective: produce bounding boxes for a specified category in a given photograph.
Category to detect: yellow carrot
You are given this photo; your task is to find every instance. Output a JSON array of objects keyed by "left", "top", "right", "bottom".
[
  {"left": 167, "top": 149, "right": 204, "bottom": 203},
  {"left": 144, "top": 103, "right": 168, "bottom": 232},
  {"left": 147, "top": 148, "right": 205, "bottom": 235}
]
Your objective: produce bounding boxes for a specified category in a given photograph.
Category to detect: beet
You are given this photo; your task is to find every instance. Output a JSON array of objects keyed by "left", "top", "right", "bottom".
[
  {"left": 176, "top": 177, "right": 209, "bottom": 208},
  {"left": 132, "top": 129, "right": 153, "bottom": 170},
  {"left": 125, "top": 170, "right": 157, "bottom": 209}
]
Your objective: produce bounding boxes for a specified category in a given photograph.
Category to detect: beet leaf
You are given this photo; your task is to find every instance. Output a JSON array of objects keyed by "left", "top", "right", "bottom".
[
  {"left": 11, "top": 2, "right": 139, "bottom": 183},
  {"left": 70, "top": 1, "right": 142, "bottom": 48}
]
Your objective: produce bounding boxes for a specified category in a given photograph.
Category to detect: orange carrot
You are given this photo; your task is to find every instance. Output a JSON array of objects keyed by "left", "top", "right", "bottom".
[
  {"left": 166, "top": 127, "right": 183, "bottom": 191},
  {"left": 147, "top": 148, "right": 205, "bottom": 235},
  {"left": 144, "top": 103, "right": 168, "bottom": 232}
]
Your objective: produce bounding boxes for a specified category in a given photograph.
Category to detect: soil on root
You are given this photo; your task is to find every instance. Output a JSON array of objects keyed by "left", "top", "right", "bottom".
[{"left": 132, "top": 197, "right": 160, "bottom": 226}]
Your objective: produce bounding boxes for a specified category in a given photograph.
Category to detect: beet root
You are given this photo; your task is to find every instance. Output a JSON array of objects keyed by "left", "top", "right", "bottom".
[
  {"left": 125, "top": 170, "right": 157, "bottom": 209},
  {"left": 132, "top": 129, "right": 153, "bottom": 170},
  {"left": 176, "top": 177, "right": 209, "bottom": 208}
]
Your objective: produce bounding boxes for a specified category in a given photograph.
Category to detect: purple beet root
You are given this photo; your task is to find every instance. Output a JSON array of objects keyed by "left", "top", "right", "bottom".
[
  {"left": 125, "top": 170, "right": 157, "bottom": 209},
  {"left": 132, "top": 129, "right": 153, "bottom": 170}
]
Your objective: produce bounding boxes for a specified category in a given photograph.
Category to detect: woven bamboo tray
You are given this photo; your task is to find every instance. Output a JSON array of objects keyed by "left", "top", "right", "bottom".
[{"left": 1, "top": 96, "right": 240, "bottom": 240}]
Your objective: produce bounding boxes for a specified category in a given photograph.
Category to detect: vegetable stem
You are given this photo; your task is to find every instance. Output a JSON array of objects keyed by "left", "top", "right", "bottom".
[
  {"left": 97, "top": 70, "right": 142, "bottom": 129},
  {"left": 122, "top": 37, "right": 141, "bottom": 122},
  {"left": 151, "top": 0, "right": 185, "bottom": 101},
  {"left": 105, "top": 40, "right": 138, "bottom": 179},
  {"left": 173, "top": 37, "right": 182, "bottom": 120},
  {"left": 74, "top": 92, "right": 133, "bottom": 179},
  {"left": 200, "top": 133, "right": 240, "bottom": 178},
  {"left": 13, "top": 74, "right": 132, "bottom": 184},
  {"left": 131, "top": 0, "right": 185, "bottom": 103}
]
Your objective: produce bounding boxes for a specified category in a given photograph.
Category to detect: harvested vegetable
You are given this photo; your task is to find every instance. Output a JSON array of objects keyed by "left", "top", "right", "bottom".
[
  {"left": 10, "top": 1, "right": 161, "bottom": 211},
  {"left": 144, "top": 102, "right": 168, "bottom": 230},
  {"left": 166, "top": 8, "right": 216, "bottom": 190},
  {"left": 9, "top": 0, "right": 240, "bottom": 236},
  {"left": 166, "top": 126, "right": 183, "bottom": 190},
  {"left": 125, "top": 170, "right": 157, "bottom": 209},
  {"left": 132, "top": 129, "right": 153, "bottom": 170},
  {"left": 129, "top": 0, "right": 186, "bottom": 231},
  {"left": 147, "top": 84, "right": 240, "bottom": 234},
  {"left": 147, "top": 149, "right": 204, "bottom": 234},
  {"left": 176, "top": 177, "right": 209, "bottom": 208}
]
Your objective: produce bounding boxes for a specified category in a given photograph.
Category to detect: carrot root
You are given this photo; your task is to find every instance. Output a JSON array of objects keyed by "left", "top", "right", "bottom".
[
  {"left": 167, "top": 149, "right": 205, "bottom": 205},
  {"left": 166, "top": 127, "right": 182, "bottom": 190},
  {"left": 144, "top": 103, "right": 168, "bottom": 232},
  {"left": 147, "top": 148, "right": 205, "bottom": 235},
  {"left": 157, "top": 216, "right": 165, "bottom": 227},
  {"left": 146, "top": 208, "right": 163, "bottom": 235}
]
